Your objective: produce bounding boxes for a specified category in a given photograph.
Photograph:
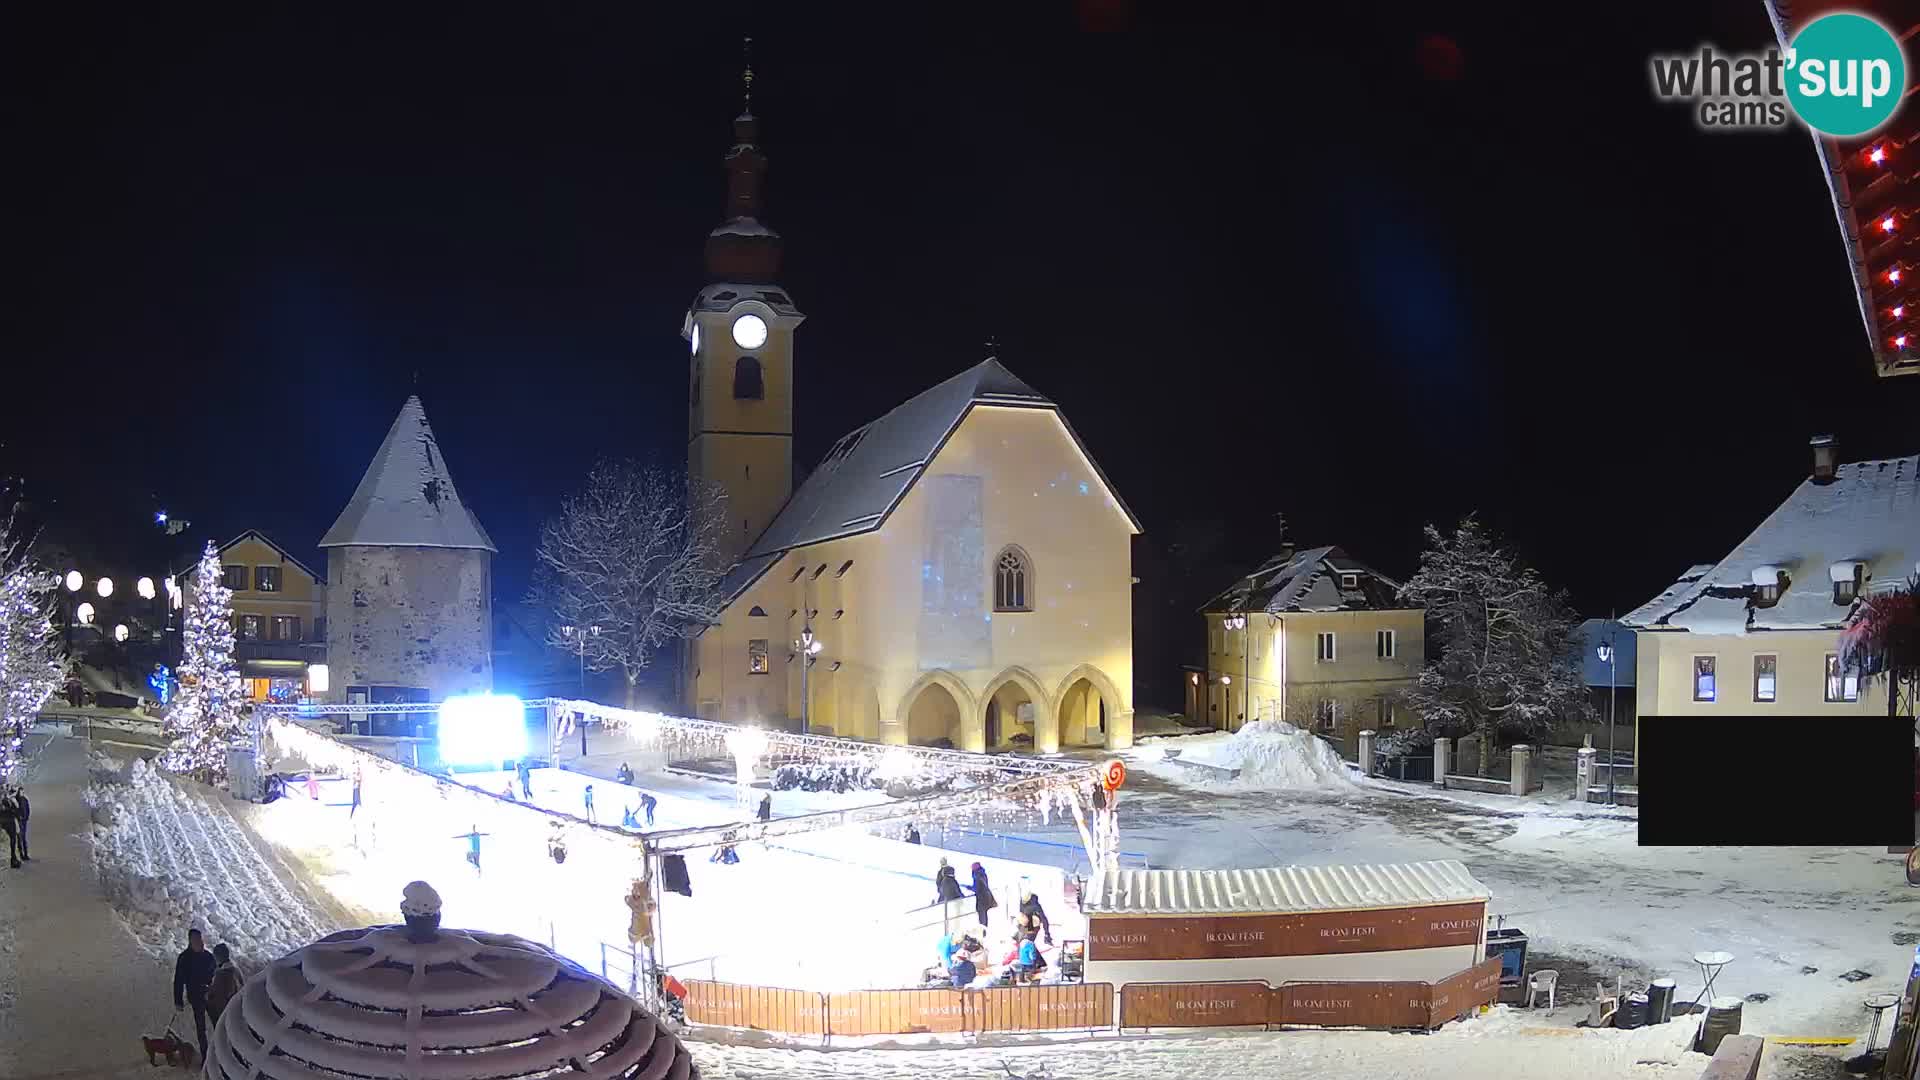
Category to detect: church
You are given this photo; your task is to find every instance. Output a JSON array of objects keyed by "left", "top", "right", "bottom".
[{"left": 682, "top": 99, "right": 1141, "bottom": 752}]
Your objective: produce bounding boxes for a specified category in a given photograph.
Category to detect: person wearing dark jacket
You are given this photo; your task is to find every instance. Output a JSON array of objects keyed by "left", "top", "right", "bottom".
[
  {"left": 905, "top": 824, "right": 921, "bottom": 845},
  {"left": 174, "top": 928, "right": 217, "bottom": 1063},
  {"left": 756, "top": 794, "right": 772, "bottom": 822},
  {"left": 969, "top": 862, "right": 997, "bottom": 930},
  {"left": 0, "top": 796, "right": 18, "bottom": 868},
  {"left": 517, "top": 760, "right": 533, "bottom": 800},
  {"left": 934, "top": 859, "right": 965, "bottom": 904},
  {"left": 206, "top": 943, "right": 243, "bottom": 1023},
  {"left": 1018, "top": 888, "right": 1053, "bottom": 945},
  {"left": 615, "top": 762, "right": 634, "bottom": 786},
  {"left": 8, "top": 790, "right": 28, "bottom": 861}
]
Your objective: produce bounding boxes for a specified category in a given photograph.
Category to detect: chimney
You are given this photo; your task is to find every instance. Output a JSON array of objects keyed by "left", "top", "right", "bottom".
[{"left": 1810, "top": 435, "right": 1838, "bottom": 485}]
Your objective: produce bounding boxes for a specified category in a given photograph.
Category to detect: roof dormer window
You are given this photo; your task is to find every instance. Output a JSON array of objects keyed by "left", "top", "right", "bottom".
[
  {"left": 1830, "top": 562, "right": 1865, "bottom": 605},
  {"left": 1340, "top": 573, "right": 1359, "bottom": 589},
  {"left": 1750, "top": 566, "right": 1785, "bottom": 607}
]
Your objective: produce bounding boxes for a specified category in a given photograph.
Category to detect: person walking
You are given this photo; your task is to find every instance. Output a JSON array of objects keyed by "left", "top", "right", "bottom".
[
  {"left": 349, "top": 767, "right": 363, "bottom": 819},
  {"left": 9, "top": 789, "right": 27, "bottom": 861},
  {"left": 0, "top": 793, "right": 19, "bottom": 868},
  {"left": 640, "top": 792, "right": 657, "bottom": 827},
  {"left": 756, "top": 793, "right": 771, "bottom": 823},
  {"left": 173, "top": 928, "right": 217, "bottom": 1064},
  {"left": 206, "top": 943, "right": 243, "bottom": 1024},
  {"left": 969, "top": 862, "right": 998, "bottom": 931},
  {"left": 934, "top": 858, "right": 965, "bottom": 906},
  {"left": 454, "top": 826, "right": 488, "bottom": 876},
  {"left": 583, "top": 784, "right": 596, "bottom": 824},
  {"left": 305, "top": 772, "right": 320, "bottom": 802},
  {"left": 517, "top": 759, "right": 533, "bottom": 800}
]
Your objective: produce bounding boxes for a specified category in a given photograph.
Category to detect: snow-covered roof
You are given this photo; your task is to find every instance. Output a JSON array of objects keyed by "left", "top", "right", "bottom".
[
  {"left": 710, "top": 215, "right": 778, "bottom": 239},
  {"left": 692, "top": 282, "right": 802, "bottom": 318},
  {"left": 211, "top": 529, "right": 325, "bottom": 585},
  {"left": 1622, "top": 453, "right": 1918, "bottom": 634},
  {"left": 319, "top": 396, "right": 496, "bottom": 553},
  {"left": 1084, "top": 860, "right": 1490, "bottom": 916},
  {"left": 717, "top": 358, "right": 1142, "bottom": 603},
  {"left": 206, "top": 916, "right": 691, "bottom": 1080},
  {"left": 1200, "top": 545, "right": 1409, "bottom": 615}
]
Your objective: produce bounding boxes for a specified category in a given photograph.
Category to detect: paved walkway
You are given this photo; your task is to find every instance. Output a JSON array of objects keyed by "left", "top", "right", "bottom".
[{"left": 0, "top": 733, "right": 176, "bottom": 1080}]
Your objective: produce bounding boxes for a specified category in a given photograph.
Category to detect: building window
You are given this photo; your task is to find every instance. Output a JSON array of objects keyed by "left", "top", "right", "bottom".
[
  {"left": 272, "top": 616, "right": 301, "bottom": 642},
  {"left": 223, "top": 565, "right": 249, "bottom": 592},
  {"left": 1376, "top": 629, "right": 1396, "bottom": 659},
  {"left": 812, "top": 564, "right": 827, "bottom": 580},
  {"left": 836, "top": 560, "right": 854, "bottom": 578},
  {"left": 747, "top": 639, "right": 769, "bottom": 675},
  {"left": 1340, "top": 573, "right": 1359, "bottom": 588},
  {"left": 237, "top": 614, "right": 264, "bottom": 641},
  {"left": 1825, "top": 654, "right": 1860, "bottom": 702},
  {"left": 1377, "top": 698, "right": 1395, "bottom": 727},
  {"left": 748, "top": 606, "right": 767, "bottom": 617},
  {"left": 1753, "top": 655, "right": 1776, "bottom": 702},
  {"left": 255, "top": 566, "right": 281, "bottom": 592},
  {"left": 1692, "top": 656, "right": 1716, "bottom": 702},
  {"left": 1834, "top": 567, "right": 1862, "bottom": 605},
  {"left": 994, "top": 546, "right": 1033, "bottom": 612},
  {"left": 1315, "top": 700, "right": 1336, "bottom": 730},
  {"left": 1316, "top": 631, "right": 1336, "bottom": 662},
  {"left": 790, "top": 564, "right": 806, "bottom": 583},
  {"left": 733, "top": 355, "right": 764, "bottom": 399}
]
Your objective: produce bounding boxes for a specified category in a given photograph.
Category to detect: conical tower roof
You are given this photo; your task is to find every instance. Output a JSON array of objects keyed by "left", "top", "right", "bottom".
[{"left": 319, "top": 396, "right": 497, "bottom": 552}]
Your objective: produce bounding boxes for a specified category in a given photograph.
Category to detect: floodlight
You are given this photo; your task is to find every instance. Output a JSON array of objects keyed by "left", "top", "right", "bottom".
[{"left": 439, "top": 694, "right": 527, "bottom": 767}]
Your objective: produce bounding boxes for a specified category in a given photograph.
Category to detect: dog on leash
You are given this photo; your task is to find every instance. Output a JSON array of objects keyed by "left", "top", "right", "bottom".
[{"left": 141, "top": 1031, "right": 198, "bottom": 1069}]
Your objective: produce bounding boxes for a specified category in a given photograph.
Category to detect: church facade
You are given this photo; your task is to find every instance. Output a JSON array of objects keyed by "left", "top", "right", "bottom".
[{"left": 682, "top": 105, "right": 1140, "bottom": 751}]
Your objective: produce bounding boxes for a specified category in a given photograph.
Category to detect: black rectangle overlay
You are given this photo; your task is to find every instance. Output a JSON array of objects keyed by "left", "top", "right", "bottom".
[{"left": 1638, "top": 715, "right": 1914, "bottom": 847}]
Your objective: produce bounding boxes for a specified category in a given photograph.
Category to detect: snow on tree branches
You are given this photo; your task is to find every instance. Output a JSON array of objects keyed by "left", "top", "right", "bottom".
[
  {"left": 1840, "top": 572, "right": 1920, "bottom": 721},
  {"left": 1398, "top": 517, "right": 1591, "bottom": 776},
  {"left": 0, "top": 508, "right": 66, "bottom": 786},
  {"left": 530, "top": 460, "right": 729, "bottom": 707},
  {"left": 161, "top": 541, "right": 247, "bottom": 783}
]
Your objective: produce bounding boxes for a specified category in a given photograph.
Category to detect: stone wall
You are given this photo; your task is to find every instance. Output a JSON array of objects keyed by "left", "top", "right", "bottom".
[{"left": 325, "top": 545, "right": 493, "bottom": 701}]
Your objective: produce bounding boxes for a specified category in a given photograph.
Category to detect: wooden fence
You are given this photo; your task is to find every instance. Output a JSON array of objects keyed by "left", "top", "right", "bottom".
[{"left": 684, "top": 957, "right": 1499, "bottom": 1040}]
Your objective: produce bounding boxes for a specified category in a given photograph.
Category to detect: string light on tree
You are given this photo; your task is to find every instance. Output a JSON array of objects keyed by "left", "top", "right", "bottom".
[{"left": 160, "top": 540, "right": 247, "bottom": 783}]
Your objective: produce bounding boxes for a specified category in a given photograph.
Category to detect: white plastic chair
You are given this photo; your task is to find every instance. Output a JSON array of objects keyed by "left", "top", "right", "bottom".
[{"left": 1527, "top": 969, "right": 1559, "bottom": 1010}]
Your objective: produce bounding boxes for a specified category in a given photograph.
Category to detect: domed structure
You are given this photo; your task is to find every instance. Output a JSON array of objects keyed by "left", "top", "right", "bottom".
[{"left": 207, "top": 882, "right": 694, "bottom": 1079}]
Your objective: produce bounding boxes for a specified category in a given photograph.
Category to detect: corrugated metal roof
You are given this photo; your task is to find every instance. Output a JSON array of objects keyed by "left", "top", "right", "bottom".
[{"left": 1084, "top": 860, "right": 1491, "bottom": 916}]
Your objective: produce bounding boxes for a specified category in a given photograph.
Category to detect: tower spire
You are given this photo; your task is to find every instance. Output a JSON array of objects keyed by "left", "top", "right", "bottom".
[
  {"left": 741, "top": 36, "right": 754, "bottom": 116},
  {"left": 706, "top": 40, "right": 781, "bottom": 282}
]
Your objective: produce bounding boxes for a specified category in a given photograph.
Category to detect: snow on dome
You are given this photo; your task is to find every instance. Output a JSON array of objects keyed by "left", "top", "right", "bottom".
[
  {"left": 319, "top": 395, "right": 497, "bottom": 552},
  {"left": 400, "top": 880, "right": 441, "bottom": 918},
  {"left": 206, "top": 914, "right": 691, "bottom": 1080}
]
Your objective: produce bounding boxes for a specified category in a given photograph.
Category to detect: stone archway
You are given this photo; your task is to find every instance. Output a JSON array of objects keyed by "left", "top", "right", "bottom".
[
  {"left": 895, "top": 670, "right": 981, "bottom": 751},
  {"left": 1052, "top": 664, "right": 1128, "bottom": 750},
  {"left": 980, "top": 666, "right": 1054, "bottom": 753}
]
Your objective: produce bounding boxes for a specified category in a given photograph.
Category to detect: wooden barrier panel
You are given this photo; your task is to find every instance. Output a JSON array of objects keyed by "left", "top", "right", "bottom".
[
  {"left": 1425, "top": 956, "right": 1502, "bottom": 1027},
  {"left": 975, "top": 983, "right": 1114, "bottom": 1032},
  {"left": 684, "top": 980, "right": 824, "bottom": 1034},
  {"left": 1274, "top": 980, "right": 1430, "bottom": 1030},
  {"left": 826, "top": 988, "right": 972, "bottom": 1036},
  {"left": 1089, "top": 902, "right": 1486, "bottom": 961},
  {"left": 1119, "top": 981, "right": 1272, "bottom": 1029}
]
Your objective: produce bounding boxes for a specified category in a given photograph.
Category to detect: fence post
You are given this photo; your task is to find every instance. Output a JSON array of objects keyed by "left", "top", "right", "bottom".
[
  {"left": 1508, "top": 744, "right": 1531, "bottom": 797},
  {"left": 1357, "top": 729, "right": 1376, "bottom": 777},
  {"left": 1575, "top": 746, "right": 1596, "bottom": 803},
  {"left": 1433, "top": 737, "right": 1451, "bottom": 789}
]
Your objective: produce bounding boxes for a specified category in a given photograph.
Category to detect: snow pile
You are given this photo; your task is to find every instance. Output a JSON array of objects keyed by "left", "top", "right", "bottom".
[
  {"left": 1179, "top": 721, "right": 1357, "bottom": 790},
  {"left": 86, "top": 755, "right": 334, "bottom": 968}
]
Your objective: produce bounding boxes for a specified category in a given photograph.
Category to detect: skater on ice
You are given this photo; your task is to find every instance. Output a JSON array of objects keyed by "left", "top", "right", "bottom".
[
  {"left": 615, "top": 762, "right": 634, "bottom": 786},
  {"left": 516, "top": 758, "right": 533, "bottom": 800},
  {"left": 583, "top": 784, "right": 596, "bottom": 823},
  {"left": 640, "top": 791, "right": 657, "bottom": 826},
  {"left": 350, "top": 766, "right": 362, "bottom": 818},
  {"left": 622, "top": 803, "right": 640, "bottom": 829},
  {"left": 709, "top": 844, "right": 739, "bottom": 864},
  {"left": 455, "top": 825, "right": 488, "bottom": 875},
  {"left": 970, "top": 861, "right": 997, "bottom": 930},
  {"left": 173, "top": 927, "right": 216, "bottom": 1064}
]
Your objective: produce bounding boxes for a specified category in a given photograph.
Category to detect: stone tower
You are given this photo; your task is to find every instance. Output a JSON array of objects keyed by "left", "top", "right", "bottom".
[
  {"left": 684, "top": 90, "right": 805, "bottom": 568},
  {"left": 319, "top": 395, "right": 496, "bottom": 706}
]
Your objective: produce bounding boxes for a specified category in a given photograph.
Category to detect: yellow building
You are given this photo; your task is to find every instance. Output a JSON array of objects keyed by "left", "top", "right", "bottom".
[
  {"left": 1623, "top": 439, "right": 1916, "bottom": 725},
  {"left": 681, "top": 104, "right": 1141, "bottom": 751},
  {"left": 189, "top": 530, "right": 328, "bottom": 702},
  {"left": 1192, "top": 546, "right": 1425, "bottom": 755}
]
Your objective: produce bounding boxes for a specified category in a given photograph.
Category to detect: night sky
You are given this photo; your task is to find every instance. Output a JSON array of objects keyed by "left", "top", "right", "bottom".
[{"left": 8, "top": 3, "right": 1918, "bottom": 707}]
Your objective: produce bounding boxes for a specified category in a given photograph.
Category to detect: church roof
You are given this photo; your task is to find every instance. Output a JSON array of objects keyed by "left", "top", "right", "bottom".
[
  {"left": 319, "top": 396, "right": 497, "bottom": 552},
  {"left": 717, "top": 357, "right": 1140, "bottom": 603}
]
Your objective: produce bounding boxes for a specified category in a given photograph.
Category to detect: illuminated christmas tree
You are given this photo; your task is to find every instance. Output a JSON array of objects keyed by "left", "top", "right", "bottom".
[
  {"left": 0, "top": 549, "right": 64, "bottom": 787},
  {"left": 161, "top": 541, "right": 246, "bottom": 782}
]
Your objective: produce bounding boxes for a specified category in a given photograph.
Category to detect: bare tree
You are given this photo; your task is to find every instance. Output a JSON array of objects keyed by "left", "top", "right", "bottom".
[
  {"left": 1398, "top": 517, "right": 1591, "bottom": 776},
  {"left": 529, "top": 460, "right": 730, "bottom": 708}
]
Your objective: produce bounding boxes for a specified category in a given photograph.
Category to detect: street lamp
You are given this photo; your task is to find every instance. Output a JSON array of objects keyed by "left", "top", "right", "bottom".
[
  {"left": 96, "top": 577, "right": 114, "bottom": 599},
  {"left": 1596, "top": 617, "right": 1618, "bottom": 807},
  {"left": 137, "top": 577, "right": 156, "bottom": 600},
  {"left": 559, "top": 624, "right": 600, "bottom": 756},
  {"left": 76, "top": 602, "right": 95, "bottom": 626},
  {"left": 64, "top": 571, "right": 83, "bottom": 593},
  {"left": 794, "top": 622, "right": 823, "bottom": 735},
  {"left": 113, "top": 623, "right": 129, "bottom": 643}
]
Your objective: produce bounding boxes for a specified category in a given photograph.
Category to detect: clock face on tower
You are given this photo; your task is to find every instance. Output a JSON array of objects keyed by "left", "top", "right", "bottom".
[
  {"left": 690, "top": 322, "right": 702, "bottom": 356},
  {"left": 732, "top": 313, "right": 768, "bottom": 351}
]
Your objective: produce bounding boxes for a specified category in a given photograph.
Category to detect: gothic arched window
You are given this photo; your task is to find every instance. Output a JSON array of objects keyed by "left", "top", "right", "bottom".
[
  {"left": 994, "top": 545, "right": 1033, "bottom": 612},
  {"left": 733, "top": 355, "right": 764, "bottom": 400}
]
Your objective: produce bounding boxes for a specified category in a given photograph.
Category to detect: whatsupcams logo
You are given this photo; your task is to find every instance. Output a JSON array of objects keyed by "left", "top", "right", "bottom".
[{"left": 1650, "top": 12, "right": 1906, "bottom": 135}]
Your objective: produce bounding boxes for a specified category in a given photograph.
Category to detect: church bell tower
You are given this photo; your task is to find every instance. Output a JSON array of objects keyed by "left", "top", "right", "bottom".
[{"left": 686, "top": 48, "right": 804, "bottom": 568}]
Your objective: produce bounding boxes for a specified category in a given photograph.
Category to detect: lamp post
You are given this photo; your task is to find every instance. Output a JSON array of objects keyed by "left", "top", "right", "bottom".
[
  {"left": 560, "top": 624, "right": 599, "bottom": 756},
  {"left": 1596, "top": 617, "right": 1618, "bottom": 807},
  {"left": 63, "top": 570, "right": 82, "bottom": 653},
  {"left": 794, "top": 621, "right": 822, "bottom": 735}
]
